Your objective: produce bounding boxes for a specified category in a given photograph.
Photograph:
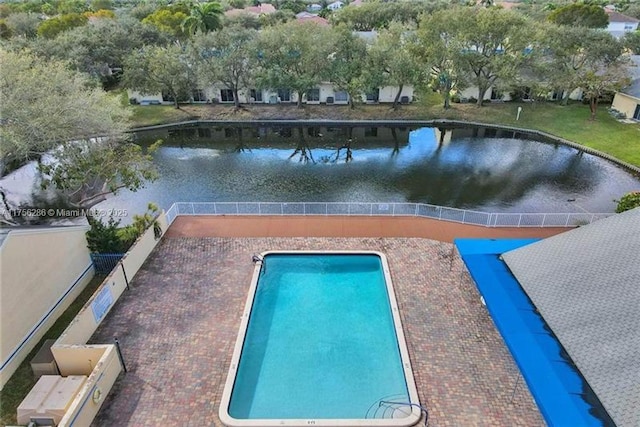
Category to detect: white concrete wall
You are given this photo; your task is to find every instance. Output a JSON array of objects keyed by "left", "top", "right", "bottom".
[
  {"left": 607, "top": 21, "right": 639, "bottom": 32},
  {"left": 0, "top": 226, "right": 94, "bottom": 390}
]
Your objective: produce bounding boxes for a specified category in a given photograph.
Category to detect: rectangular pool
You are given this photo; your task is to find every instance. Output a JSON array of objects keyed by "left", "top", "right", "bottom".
[{"left": 219, "top": 251, "right": 420, "bottom": 426}]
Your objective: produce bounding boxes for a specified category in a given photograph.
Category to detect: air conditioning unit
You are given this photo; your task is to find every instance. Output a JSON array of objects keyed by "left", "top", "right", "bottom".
[{"left": 326, "top": 96, "right": 334, "bottom": 104}]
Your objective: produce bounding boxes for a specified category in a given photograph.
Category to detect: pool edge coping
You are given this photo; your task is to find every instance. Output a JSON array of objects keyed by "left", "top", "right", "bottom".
[{"left": 218, "top": 250, "right": 422, "bottom": 427}]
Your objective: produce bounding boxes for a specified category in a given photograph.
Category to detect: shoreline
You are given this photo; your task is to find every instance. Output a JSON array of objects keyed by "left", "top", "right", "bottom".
[{"left": 129, "top": 118, "right": 640, "bottom": 175}]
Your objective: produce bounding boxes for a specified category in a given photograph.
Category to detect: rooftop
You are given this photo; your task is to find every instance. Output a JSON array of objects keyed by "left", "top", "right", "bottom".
[{"left": 503, "top": 207, "right": 640, "bottom": 427}]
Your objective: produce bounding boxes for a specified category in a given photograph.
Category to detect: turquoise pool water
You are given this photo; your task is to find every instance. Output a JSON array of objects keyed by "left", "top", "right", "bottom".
[{"left": 227, "top": 253, "right": 412, "bottom": 420}]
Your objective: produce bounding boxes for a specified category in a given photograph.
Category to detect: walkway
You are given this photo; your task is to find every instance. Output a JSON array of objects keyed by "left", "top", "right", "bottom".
[
  {"left": 167, "top": 215, "right": 570, "bottom": 242},
  {"left": 90, "top": 233, "right": 545, "bottom": 426}
]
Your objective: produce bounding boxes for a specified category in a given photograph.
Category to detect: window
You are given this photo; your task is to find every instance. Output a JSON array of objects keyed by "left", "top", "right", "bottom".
[
  {"left": 162, "top": 92, "right": 175, "bottom": 103},
  {"left": 366, "top": 88, "right": 379, "bottom": 102},
  {"left": 364, "top": 127, "right": 378, "bottom": 137},
  {"left": 250, "top": 89, "right": 263, "bottom": 102},
  {"left": 277, "top": 89, "right": 291, "bottom": 102},
  {"left": 624, "top": 24, "right": 634, "bottom": 31},
  {"left": 307, "top": 88, "right": 320, "bottom": 102},
  {"left": 633, "top": 104, "right": 640, "bottom": 121},
  {"left": 224, "top": 128, "right": 237, "bottom": 138},
  {"left": 220, "top": 89, "right": 234, "bottom": 102},
  {"left": 308, "top": 127, "right": 321, "bottom": 137},
  {"left": 335, "top": 91, "right": 348, "bottom": 102},
  {"left": 490, "top": 88, "right": 502, "bottom": 100},
  {"left": 192, "top": 89, "right": 206, "bottom": 102}
]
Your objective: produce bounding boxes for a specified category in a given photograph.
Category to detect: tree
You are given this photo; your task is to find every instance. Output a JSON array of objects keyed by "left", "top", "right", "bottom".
[
  {"left": 142, "top": 6, "right": 189, "bottom": 39},
  {"left": 90, "top": 0, "right": 113, "bottom": 11},
  {"left": 57, "top": 0, "right": 89, "bottom": 14},
  {"left": 39, "top": 138, "right": 159, "bottom": 207},
  {"left": 223, "top": 11, "right": 260, "bottom": 29},
  {"left": 445, "top": 7, "right": 532, "bottom": 106},
  {"left": 5, "top": 12, "right": 41, "bottom": 38},
  {"left": 123, "top": 43, "right": 197, "bottom": 109},
  {"left": 255, "top": 21, "right": 332, "bottom": 108},
  {"left": 0, "top": 49, "right": 156, "bottom": 211},
  {"left": 538, "top": 24, "right": 626, "bottom": 106},
  {"left": 26, "top": 16, "right": 171, "bottom": 87},
  {"left": 331, "top": 1, "right": 442, "bottom": 31},
  {"left": 279, "top": 0, "right": 306, "bottom": 14},
  {"left": 548, "top": 3, "right": 609, "bottom": 28},
  {"left": 193, "top": 25, "right": 258, "bottom": 108},
  {"left": 182, "top": 1, "right": 223, "bottom": 35},
  {"left": 367, "top": 21, "right": 421, "bottom": 109},
  {"left": 413, "top": 10, "right": 469, "bottom": 109},
  {"left": 36, "top": 12, "right": 87, "bottom": 38},
  {"left": 623, "top": 30, "right": 640, "bottom": 54},
  {"left": 325, "top": 24, "right": 368, "bottom": 108}
]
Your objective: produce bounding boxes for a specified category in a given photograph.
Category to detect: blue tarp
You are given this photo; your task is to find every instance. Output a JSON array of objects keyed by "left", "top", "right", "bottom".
[{"left": 455, "top": 238, "right": 603, "bottom": 427}]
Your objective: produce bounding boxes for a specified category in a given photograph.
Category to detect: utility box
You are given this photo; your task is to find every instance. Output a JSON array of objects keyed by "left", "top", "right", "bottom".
[
  {"left": 17, "top": 375, "right": 87, "bottom": 426},
  {"left": 31, "top": 339, "right": 59, "bottom": 378}
]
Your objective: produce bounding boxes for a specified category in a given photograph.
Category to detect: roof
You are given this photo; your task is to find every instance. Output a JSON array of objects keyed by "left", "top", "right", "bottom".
[
  {"left": 606, "top": 10, "right": 640, "bottom": 23},
  {"left": 502, "top": 207, "right": 640, "bottom": 427},
  {"left": 224, "top": 3, "right": 275, "bottom": 17}
]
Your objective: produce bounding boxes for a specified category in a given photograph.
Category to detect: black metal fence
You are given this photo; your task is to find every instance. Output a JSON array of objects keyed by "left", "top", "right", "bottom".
[{"left": 91, "top": 253, "right": 125, "bottom": 274}]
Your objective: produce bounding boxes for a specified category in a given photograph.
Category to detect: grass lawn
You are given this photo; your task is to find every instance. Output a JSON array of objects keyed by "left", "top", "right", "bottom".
[
  {"left": 0, "top": 274, "right": 105, "bottom": 426},
  {"left": 128, "top": 92, "right": 640, "bottom": 167}
]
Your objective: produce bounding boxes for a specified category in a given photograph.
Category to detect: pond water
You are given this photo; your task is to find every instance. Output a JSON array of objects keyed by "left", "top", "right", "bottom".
[
  {"left": 3, "top": 124, "right": 638, "bottom": 219},
  {"left": 90, "top": 124, "right": 640, "bottom": 215}
]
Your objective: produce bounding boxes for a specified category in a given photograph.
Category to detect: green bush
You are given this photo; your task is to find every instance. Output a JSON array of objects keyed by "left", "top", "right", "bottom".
[
  {"left": 615, "top": 191, "right": 640, "bottom": 213},
  {"left": 86, "top": 203, "right": 161, "bottom": 253}
]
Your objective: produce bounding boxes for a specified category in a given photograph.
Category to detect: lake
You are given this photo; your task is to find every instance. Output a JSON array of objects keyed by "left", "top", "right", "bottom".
[{"left": 4, "top": 123, "right": 638, "bottom": 219}]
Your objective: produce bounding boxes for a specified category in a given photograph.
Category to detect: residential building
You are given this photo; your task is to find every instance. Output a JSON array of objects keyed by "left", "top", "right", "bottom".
[
  {"left": 612, "top": 55, "right": 640, "bottom": 120},
  {"left": 605, "top": 9, "right": 639, "bottom": 38},
  {"left": 327, "top": 1, "right": 344, "bottom": 11},
  {"left": 224, "top": 3, "right": 276, "bottom": 18}
]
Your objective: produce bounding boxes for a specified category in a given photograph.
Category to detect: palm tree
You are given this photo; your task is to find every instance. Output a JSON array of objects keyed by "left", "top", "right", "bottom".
[{"left": 182, "top": 2, "right": 223, "bottom": 35}]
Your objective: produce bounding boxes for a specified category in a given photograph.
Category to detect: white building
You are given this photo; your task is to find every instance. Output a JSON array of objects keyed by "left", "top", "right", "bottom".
[
  {"left": 327, "top": 1, "right": 344, "bottom": 11},
  {"left": 605, "top": 10, "right": 639, "bottom": 38},
  {"left": 129, "top": 83, "right": 414, "bottom": 106}
]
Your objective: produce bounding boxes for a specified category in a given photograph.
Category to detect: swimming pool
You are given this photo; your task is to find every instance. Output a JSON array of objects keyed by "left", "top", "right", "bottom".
[{"left": 219, "top": 251, "right": 421, "bottom": 426}]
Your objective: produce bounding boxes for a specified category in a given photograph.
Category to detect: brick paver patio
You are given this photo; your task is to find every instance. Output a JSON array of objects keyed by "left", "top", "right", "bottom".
[{"left": 90, "top": 236, "right": 544, "bottom": 427}]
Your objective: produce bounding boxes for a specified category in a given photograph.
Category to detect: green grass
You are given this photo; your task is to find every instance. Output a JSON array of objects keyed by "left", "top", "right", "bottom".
[
  {"left": 130, "top": 104, "right": 197, "bottom": 128},
  {"left": 0, "top": 274, "right": 106, "bottom": 426}
]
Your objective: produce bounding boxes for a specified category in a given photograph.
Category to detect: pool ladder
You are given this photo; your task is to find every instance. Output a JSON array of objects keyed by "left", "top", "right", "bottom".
[{"left": 367, "top": 396, "right": 429, "bottom": 426}]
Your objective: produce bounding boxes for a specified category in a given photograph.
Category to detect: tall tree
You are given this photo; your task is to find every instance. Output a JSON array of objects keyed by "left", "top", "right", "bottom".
[
  {"left": 142, "top": 5, "right": 189, "bottom": 39},
  {"left": 193, "top": 25, "right": 257, "bottom": 108},
  {"left": 254, "top": 21, "right": 332, "bottom": 108},
  {"left": 182, "top": 1, "right": 223, "bottom": 35},
  {"left": 367, "top": 21, "right": 421, "bottom": 109},
  {"left": 123, "top": 43, "right": 197, "bottom": 109},
  {"left": 36, "top": 12, "right": 87, "bottom": 38},
  {"left": 447, "top": 7, "right": 532, "bottom": 106},
  {"left": 413, "top": 10, "right": 469, "bottom": 109},
  {"left": 537, "top": 24, "right": 626, "bottom": 106},
  {"left": 325, "top": 24, "right": 368, "bottom": 109},
  {"left": 548, "top": 3, "right": 609, "bottom": 28},
  {"left": 0, "top": 49, "right": 156, "bottom": 211}
]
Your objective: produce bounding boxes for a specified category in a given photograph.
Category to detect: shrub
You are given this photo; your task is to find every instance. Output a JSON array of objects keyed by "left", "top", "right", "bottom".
[
  {"left": 86, "top": 203, "right": 161, "bottom": 253},
  {"left": 615, "top": 191, "right": 640, "bottom": 213}
]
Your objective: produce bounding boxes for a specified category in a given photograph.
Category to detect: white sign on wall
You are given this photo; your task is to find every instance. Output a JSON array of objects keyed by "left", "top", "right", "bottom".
[{"left": 91, "top": 286, "right": 114, "bottom": 324}]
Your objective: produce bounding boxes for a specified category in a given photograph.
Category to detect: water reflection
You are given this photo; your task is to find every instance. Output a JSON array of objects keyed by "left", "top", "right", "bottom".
[{"left": 4, "top": 124, "right": 637, "bottom": 217}]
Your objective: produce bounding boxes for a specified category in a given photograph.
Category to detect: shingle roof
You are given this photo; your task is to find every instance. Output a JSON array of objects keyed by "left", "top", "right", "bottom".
[
  {"left": 502, "top": 208, "right": 640, "bottom": 427},
  {"left": 606, "top": 10, "right": 640, "bottom": 23}
]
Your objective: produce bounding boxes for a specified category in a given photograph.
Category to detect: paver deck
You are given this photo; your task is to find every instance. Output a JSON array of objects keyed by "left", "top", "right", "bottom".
[{"left": 90, "top": 234, "right": 544, "bottom": 427}]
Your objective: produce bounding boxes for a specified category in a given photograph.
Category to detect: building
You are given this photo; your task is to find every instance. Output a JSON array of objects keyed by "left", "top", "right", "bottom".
[
  {"left": 128, "top": 83, "right": 414, "bottom": 106},
  {"left": 327, "top": 1, "right": 344, "bottom": 11},
  {"left": 605, "top": 9, "right": 639, "bottom": 38},
  {"left": 611, "top": 55, "right": 640, "bottom": 120}
]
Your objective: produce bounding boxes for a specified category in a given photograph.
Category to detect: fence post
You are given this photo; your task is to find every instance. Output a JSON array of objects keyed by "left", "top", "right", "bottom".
[
  {"left": 120, "top": 261, "right": 130, "bottom": 291},
  {"left": 114, "top": 337, "right": 127, "bottom": 373}
]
